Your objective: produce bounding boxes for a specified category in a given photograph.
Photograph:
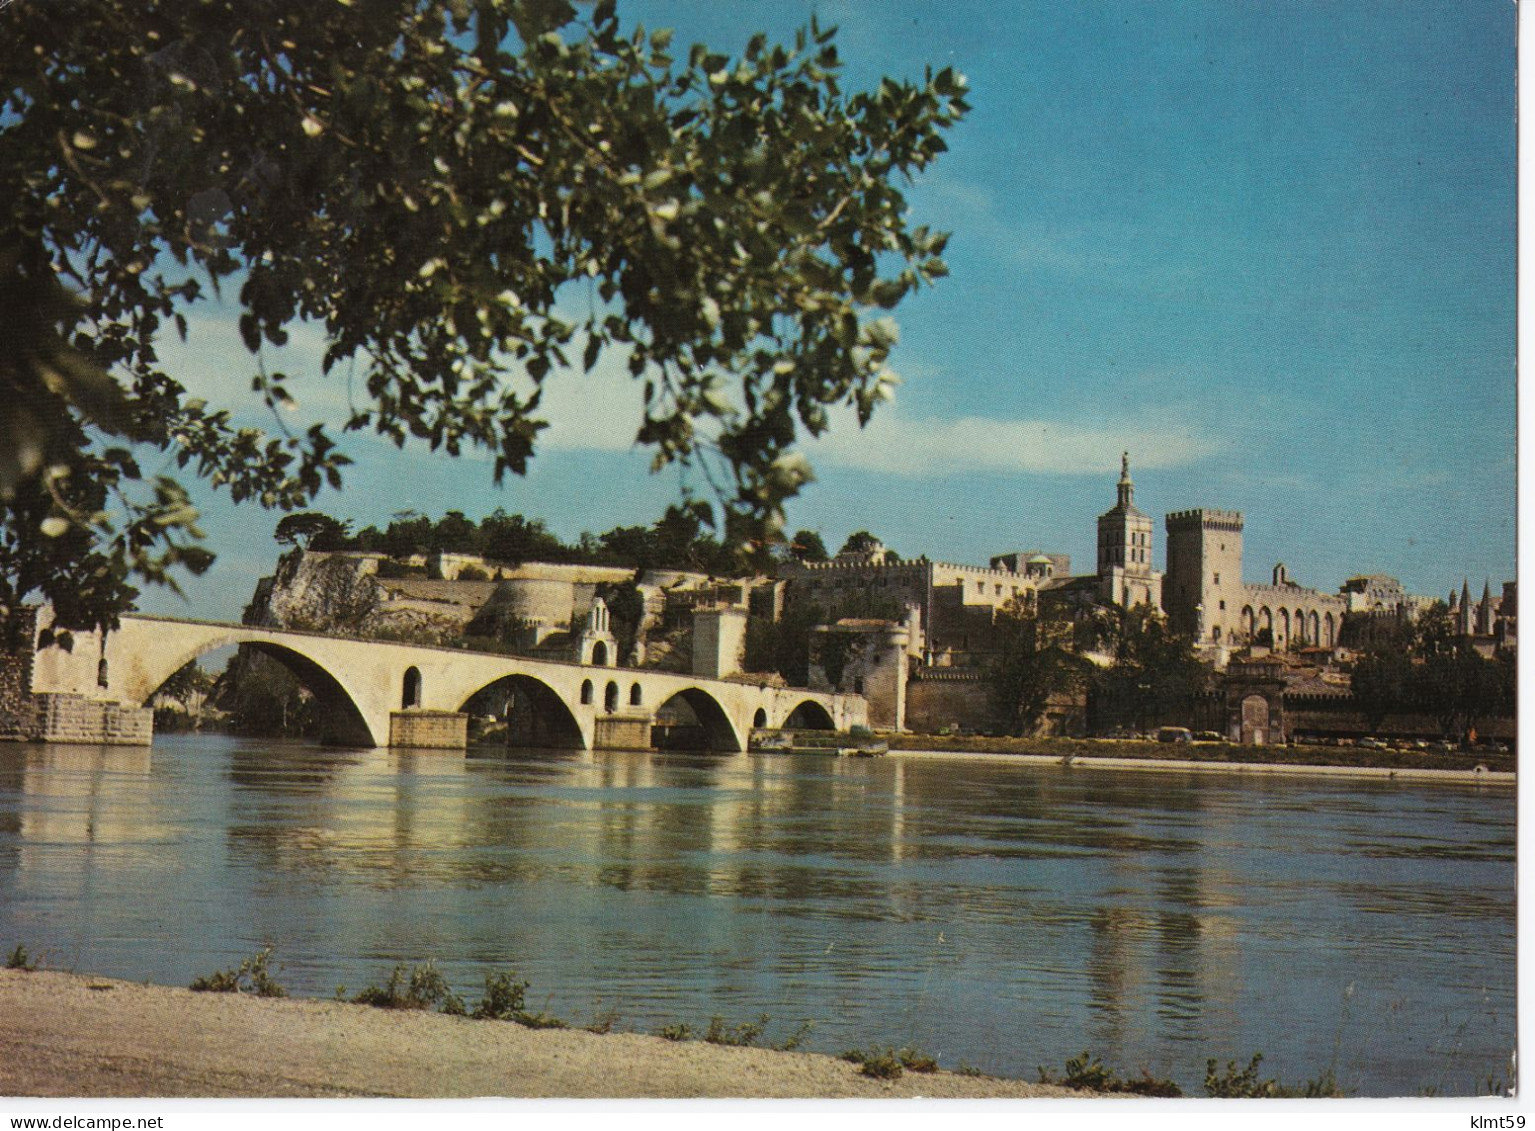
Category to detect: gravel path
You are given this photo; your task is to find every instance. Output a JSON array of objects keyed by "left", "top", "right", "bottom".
[{"left": 0, "top": 970, "right": 1083, "bottom": 1099}]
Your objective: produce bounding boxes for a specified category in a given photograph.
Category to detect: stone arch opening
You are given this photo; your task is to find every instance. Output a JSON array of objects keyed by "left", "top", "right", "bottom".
[
  {"left": 458, "top": 674, "right": 585, "bottom": 749},
  {"left": 591, "top": 641, "right": 608, "bottom": 667},
  {"left": 128, "top": 628, "right": 377, "bottom": 746},
  {"left": 1309, "top": 611, "right": 1320, "bottom": 644},
  {"left": 580, "top": 679, "right": 594, "bottom": 705},
  {"left": 652, "top": 688, "right": 741, "bottom": 751},
  {"left": 1241, "top": 606, "right": 1254, "bottom": 640},
  {"left": 1293, "top": 608, "right": 1306, "bottom": 646},
  {"left": 226, "top": 641, "right": 377, "bottom": 746},
  {"left": 604, "top": 681, "right": 619, "bottom": 713},
  {"left": 1324, "top": 612, "right": 1335, "bottom": 647},
  {"left": 784, "top": 699, "right": 836, "bottom": 731},
  {"left": 629, "top": 682, "right": 643, "bottom": 707},
  {"left": 402, "top": 666, "right": 423, "bottom": 709},
  {"left": 1240, "top": 694, "right": 1270, "bottom": 746},
  {"left": 752, "top": 707, "right": 768, "bottom": 729}
]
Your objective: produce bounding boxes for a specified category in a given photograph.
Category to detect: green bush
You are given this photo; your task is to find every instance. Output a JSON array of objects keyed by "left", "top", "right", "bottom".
[
  {"left": 1203, "top": 1053, "right": 1343, "bottom": 1098},
  {"left": 1205, "top": 1053, "right": 1278, "bottom": 1097},
  {"left": 5, "top": 944, "right": 37, "bottom": 971},
  {"left": 777, "top": 1020, "right": 814, "bottom": 1051},
  {"left": 843, "top": 1048, "right": 904, "bottom": 1080},
  {"left": 468, "top": 970, "right": 565, "bottom": 1028},
  {"left": 1039, "top": 1050, "right": 1182, "bottom": 1097},
  {"left": 471, "top": 971, "right": 529, "bottom": 1020},
  {"left": 897, "top": 1047, "right": 939, "bottom": 1073},
  {"left": 189, "top": 948, "right": 286, "bottom": 997},
  {"left": 704, "top": 1013, "right": 769, "bottom": 1047},
  {"left": 659, "top": 1022, "right": 693, "bottom": 1042},
  {"left": 351, "top": 961, "right": 460, "bottom": 1012}
]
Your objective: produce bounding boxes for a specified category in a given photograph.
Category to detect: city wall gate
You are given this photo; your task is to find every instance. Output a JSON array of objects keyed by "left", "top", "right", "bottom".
[{"left": 24, "top": 614, "right": 865, "bottom": 751}]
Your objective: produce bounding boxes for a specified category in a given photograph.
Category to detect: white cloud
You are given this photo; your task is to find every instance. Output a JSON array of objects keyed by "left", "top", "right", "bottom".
[
  {"left": 805, "top": 401, "right": 1219, "bottom": 477},
  {"left": 150, "top": 304, "right": 1218, "bottom": 480},
  {"left": 152, "top": 305, "right": 650, "bottom": 453}
]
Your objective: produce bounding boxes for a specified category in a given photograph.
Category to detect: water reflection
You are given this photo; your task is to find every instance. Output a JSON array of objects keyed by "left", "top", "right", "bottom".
[{"left": 0, "top": 736, "right": 1515, "bottom": 1096}]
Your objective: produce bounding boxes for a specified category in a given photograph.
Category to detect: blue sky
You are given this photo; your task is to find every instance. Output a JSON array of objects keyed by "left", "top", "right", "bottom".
[{"left": 137, "top": 0, "right": 1516, "bottom": 621}]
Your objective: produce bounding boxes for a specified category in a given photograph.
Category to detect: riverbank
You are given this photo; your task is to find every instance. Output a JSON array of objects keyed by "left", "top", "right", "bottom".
[
  {"left": 0, "top": 969, "right": 1084, "bottom": 1099},
  {"left": 883, "top": 734, "right": 1515, "bottom": 783}
]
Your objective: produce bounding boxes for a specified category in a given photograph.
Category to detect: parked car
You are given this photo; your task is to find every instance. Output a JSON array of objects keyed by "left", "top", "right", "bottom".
[
  {"left": 1156, "top": 726, "right": 1192, "bottom": 744},
  {"left": 1358, "top": 736, "right": 1386, "bottom": 749}
]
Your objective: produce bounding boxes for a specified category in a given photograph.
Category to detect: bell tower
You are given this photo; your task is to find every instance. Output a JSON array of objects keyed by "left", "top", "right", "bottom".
[{"left": 1096, "top": 453, "right": 1159, "bottom": 607}]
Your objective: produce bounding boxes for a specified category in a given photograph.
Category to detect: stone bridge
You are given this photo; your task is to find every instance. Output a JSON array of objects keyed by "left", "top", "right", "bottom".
[{"left": 26, "top": 613, "right": 865, "bottom": 751}]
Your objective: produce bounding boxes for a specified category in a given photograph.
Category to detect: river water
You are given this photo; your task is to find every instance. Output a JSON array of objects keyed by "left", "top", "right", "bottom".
[{"left": 0, "top": 735, "right": 1515, "bottom": 1096}]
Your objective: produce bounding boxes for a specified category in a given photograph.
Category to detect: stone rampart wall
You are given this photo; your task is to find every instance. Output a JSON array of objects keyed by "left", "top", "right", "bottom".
[{"left": 906, "top": 675, "right": 988, "bottom": 734}]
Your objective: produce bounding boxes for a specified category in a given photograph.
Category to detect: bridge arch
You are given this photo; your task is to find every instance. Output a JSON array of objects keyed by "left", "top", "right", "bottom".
[
  {"left": 119, "top": 629, "right": 378, "bottom": 746},
  {"left": 783, "top": 699, "right": 836, "bottom": 731},
  {"left": 653, "top": 687, "right": 743, "bottom": 751},
  {"left": 457, "top": 673, "right": 585, "bottom": 749}
]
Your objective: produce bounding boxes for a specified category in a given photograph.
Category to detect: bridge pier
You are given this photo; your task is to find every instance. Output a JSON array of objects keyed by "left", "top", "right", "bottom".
[
  {"left": 593, "top": 713, "right": 652, "bottom": 750},
  {"left": 387, "top": 710, "right": 469, "bottom": 749}
]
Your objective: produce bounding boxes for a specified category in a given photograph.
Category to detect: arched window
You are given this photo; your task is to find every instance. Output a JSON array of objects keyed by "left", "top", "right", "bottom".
[
  {"left": 402, "top": 666, "right": 422, "bottom": 709},
  {"left": 752, "top": 708, "right": 768, "bottom": 729},
  {"left": 591, "top": 641, "right": 608, "bottom": 666},
  {"left": 629, "top": 683, "right": 643, "bottom": 706},
  {"left": 96, "top": 658, "right": 109, "bottom": 688},
  {"left": 604, "top": 681, "right": 619, "bottom": 712},
  {"left": 580, "top": 679, "right": 593, "bottom": 705}
]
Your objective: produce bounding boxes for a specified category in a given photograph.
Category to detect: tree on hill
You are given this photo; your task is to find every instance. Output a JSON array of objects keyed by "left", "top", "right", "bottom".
[
  {"left": 1, "top": 0, "right": 966, "bottom": 640},
  {"left": 787, "top": 530, "right": 829, "bottom": 563},
  {"left": 273, "top": 512, "right": 353, "bottom": 552},
  {"left": 430, "top": 511, "right": 481, "bottom": 555},
  {"left": 479, "top": 508, "right": 567, "bottom": 566},
  {"left": 838, "top": 531, "right": 884, "bottom": 556}
]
